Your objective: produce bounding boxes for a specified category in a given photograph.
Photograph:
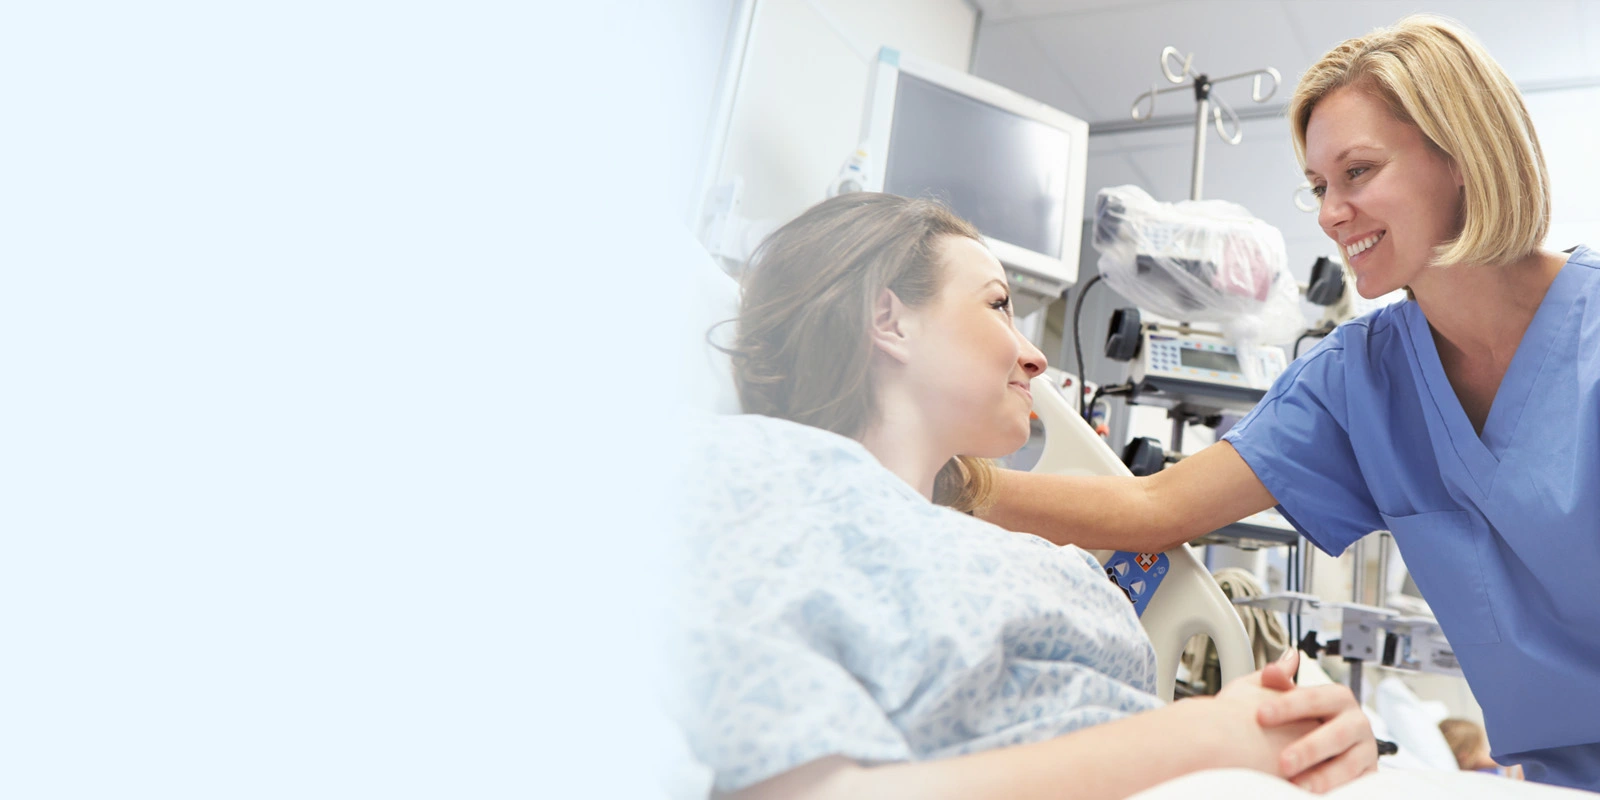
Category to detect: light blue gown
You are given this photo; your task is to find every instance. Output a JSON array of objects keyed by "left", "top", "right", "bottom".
[
  {"left": 1223, "top": 245, "right": 1600, "bottom": 791},
  {"left": 671, "top": 414, "right": 1163, "bottom": 794}
]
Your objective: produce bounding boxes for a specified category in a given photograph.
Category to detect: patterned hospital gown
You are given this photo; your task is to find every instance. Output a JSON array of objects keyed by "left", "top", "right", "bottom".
[{"left": 671, "top": 414, "right": 1164, "bottom": 793}]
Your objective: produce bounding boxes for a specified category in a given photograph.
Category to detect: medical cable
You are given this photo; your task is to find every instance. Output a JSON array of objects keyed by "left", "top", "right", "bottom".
[
  {"left": 1287, "top": 540, "right": 1301, "bottom": 649},
  {"left": 1085, "top": 382, "right": 1136, "bottom": 426},
  {"left": 1070, "top": 274, "right": 1106, "bottom": 415},
  {"left": 1293, "top": 321, "right": 1337, "bottom": 359}
]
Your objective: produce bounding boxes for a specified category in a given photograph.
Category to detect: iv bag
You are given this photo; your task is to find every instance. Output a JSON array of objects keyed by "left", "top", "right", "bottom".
[{"left": 1092, "top": 185, "right": 1301, "bottom": 344}]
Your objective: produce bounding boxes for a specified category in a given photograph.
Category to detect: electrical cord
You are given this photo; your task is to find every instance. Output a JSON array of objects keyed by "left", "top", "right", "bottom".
[
  {"left": 1071, "top": 274, "right": 1105, "bottom": 416},
  {"left": 1085, "top": 382, "right": 1136, "bottom": 425},
  {"left": 1287, "top": 540, "right": 1300, "bottom": 651},
  {"left": 1293, "top": 322, "right": 1337, "bottom": 359},
  {"left": 1086, "top": 385, "right": 1108, "bottom": 424}
]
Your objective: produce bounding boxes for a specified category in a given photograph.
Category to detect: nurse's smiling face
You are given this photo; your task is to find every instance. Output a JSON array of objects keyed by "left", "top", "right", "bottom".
[{"left": 1305, "top": 85, "right": 1465, "bottom": 299}]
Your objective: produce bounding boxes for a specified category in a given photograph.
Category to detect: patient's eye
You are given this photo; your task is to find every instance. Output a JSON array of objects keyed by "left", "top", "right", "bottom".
[{"left": 991, "top": 295, "right": 1012, "bottom": 315}]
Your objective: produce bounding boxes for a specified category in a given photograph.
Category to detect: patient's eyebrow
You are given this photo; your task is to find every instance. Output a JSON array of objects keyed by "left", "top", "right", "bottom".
[{"left": 981, "top": 278, "right": 1008, "bottom": 292}]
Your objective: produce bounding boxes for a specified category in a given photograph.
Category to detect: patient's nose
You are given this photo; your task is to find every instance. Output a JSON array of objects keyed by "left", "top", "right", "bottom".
[{"left": 1017, "top": 333, "right": 1047, "bottom": 378}]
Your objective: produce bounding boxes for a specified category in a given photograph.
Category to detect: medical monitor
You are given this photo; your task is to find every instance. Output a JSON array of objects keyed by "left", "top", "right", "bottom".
[{"left": 856, "top": 48, "right": 1089, "bottom": 290}]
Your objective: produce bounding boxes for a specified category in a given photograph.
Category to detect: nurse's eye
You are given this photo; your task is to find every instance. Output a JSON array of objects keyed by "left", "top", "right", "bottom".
[
  {"left": 1310, "top": 184, "right": 1326, "bottom": 198},
  {"left": 1346, "top": 165, "right": 1370, "bottom": 181}
]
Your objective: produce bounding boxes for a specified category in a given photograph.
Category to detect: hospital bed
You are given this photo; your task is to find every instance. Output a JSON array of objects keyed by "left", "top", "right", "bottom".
[
  {"left": 687, "top": 233, "right": 1252, "bottom": 702},
  {"left": 1026, "top": 371, "right": 1253, "bottom": 701}
]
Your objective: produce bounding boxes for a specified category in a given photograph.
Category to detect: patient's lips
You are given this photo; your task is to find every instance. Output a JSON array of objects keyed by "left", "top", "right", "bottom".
[{"left": 1009, "top": 380, "right": 1033, "bottom": 404}]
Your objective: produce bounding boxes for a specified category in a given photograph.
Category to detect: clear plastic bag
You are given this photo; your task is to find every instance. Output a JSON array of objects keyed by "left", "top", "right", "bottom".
[{"left": 1092, "top": 185, "right": 1301, "bottom": 344}]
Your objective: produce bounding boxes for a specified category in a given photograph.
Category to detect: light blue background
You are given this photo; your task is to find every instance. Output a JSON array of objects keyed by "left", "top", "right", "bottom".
[{"left": 0, "top": 2, "right": 713, "bottom": 796}]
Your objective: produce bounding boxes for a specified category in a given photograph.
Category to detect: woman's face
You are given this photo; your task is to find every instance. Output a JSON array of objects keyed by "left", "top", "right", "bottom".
[
  {"left": 1304, "top": 86, "right": 1465, "bottom": 298},
  {"left": 900, "top": 236, "right": 1047, "bottom": 457}
]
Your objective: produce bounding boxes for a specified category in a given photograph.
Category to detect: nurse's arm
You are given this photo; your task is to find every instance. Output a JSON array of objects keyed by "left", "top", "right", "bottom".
[{"left": 980, "top": 440, "right": 1277, "bottom": 552}]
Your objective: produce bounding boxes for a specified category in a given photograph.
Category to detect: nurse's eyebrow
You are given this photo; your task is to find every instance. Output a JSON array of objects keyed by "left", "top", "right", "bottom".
[{"left": 1305, "top": 144, "right": 1381, "bottom": 177}]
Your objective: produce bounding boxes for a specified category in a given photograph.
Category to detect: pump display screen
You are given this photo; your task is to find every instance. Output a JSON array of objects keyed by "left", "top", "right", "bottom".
[{"left": 1180, "top": 348, "right": 1241, "bottom": 373}]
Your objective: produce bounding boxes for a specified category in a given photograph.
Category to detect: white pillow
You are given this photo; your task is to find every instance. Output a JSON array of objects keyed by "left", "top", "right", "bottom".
[{"left": 1374, "top": 676, "right": 1458, "bottom": 771}]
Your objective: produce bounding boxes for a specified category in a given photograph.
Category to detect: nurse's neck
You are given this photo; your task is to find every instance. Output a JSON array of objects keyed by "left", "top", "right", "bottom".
[{"left": 1411, "top": 248, "right": 1565, "bottom": 354}]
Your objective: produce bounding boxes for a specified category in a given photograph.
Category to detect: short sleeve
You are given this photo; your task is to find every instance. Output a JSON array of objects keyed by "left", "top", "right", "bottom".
[{"left": 1222, "top": 336, "right": 1384, "bottom": 555}]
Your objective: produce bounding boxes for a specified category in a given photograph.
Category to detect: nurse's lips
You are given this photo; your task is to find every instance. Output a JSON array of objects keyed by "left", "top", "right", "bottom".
[{"left": 1342, "top": 230, "right": 1387, "bottom": 262}]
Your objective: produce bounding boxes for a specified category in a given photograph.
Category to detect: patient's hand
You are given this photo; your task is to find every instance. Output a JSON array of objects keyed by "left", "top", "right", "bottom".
[
  {"left": 1255, "top": 649, "right": 1378, "bottom": 793},
  {"left": 1209, "top": 669, "right": 1318, "bottom": 777}
]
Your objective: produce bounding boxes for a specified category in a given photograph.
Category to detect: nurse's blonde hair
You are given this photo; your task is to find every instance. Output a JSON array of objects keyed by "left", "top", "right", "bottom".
[
  {"left": 1289, "top": 14, "right": 1550, "bottom": 269},
  {"left": 726, "top": 193, "right": 996, "bottom": 514}
]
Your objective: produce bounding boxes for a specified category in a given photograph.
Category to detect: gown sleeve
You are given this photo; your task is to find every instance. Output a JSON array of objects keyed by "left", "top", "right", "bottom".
[{"left": 1221, "top": 332, "right": 1385, "bottom": 556}]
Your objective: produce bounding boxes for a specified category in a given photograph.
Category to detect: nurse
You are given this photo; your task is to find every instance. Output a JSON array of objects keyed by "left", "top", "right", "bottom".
[{"left": 983, "top": 14, "right": 1600, "bottom": 792}]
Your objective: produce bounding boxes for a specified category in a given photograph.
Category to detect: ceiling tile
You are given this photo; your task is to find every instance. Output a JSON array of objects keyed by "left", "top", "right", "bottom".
[
  {"left": 1283, "top": 0, "right": 1587, "bottom": 84},
  {"left": 982, "top": 1, "right": 1307, "bottom": 123},
  {"left": 973, "top": 0, "right": 1167, "bottom": 24}
]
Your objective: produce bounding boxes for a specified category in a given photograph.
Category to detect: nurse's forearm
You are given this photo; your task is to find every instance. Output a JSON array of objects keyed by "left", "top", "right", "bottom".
[
  {"left": 982, "top": 470, "right": 1183, "bottom": 551},
  {"left": 982, "top": 441, "right": 1277, "bottom": 551}
]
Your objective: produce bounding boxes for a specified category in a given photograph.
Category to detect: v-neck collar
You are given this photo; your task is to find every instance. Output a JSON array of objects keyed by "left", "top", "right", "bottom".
[{"left": 1402, "top": 249, "right": 1589, "bottom": 494}]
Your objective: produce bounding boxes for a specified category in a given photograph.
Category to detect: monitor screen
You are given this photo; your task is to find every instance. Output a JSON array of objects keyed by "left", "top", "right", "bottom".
[
  {"left": 883, "top": 73, "right": 1072, "bottom": 260},
  {"left": 1180, "top": 348, "right": 1241, "bottom": 373}
]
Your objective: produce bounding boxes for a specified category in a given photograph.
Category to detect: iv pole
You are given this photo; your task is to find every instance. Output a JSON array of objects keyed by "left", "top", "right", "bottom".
[
  {"left": 1129, "top": 48, "right": 1281, "bottom": 201},
  {"left": 1122, "top": 49, "right": 1283, "bottom": 452}
]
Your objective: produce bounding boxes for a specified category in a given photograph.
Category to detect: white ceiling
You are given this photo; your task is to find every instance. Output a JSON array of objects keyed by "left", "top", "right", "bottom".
[{"left": 970, "top": 0, "right": 1600, "bottom": 279}]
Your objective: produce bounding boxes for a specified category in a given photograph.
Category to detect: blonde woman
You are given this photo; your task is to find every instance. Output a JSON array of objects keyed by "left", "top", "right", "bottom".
[
  {"left": 674, "top": 193, "right": 1374, "bottom": 799},
  {"left": 985, "top": 15, "right": 1599, "bottom": 791}
]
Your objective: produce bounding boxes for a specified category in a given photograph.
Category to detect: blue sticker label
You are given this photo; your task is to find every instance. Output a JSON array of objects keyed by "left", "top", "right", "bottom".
[
  {"left": 1103, "top": 551, "right": 1169, "bottom": 617},
  {"left": 880, "top": 47, "right": 899, "bottom": 67}
]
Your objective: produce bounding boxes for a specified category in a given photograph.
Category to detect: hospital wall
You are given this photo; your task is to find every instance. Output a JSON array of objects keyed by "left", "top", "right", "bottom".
[
  {"left": 703, "top": 0, "right": 979, "bottom": 254},
  {"left": 669, "top": 0, "right": 747, "bottom": 219},
  {"left": 1530, "top": 86, "right": 1600, "bottom": 253}
]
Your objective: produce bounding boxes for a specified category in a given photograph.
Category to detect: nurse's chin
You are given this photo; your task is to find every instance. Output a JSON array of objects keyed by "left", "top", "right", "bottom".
[{"left": 1352, "top": 273, "right": 1406, "bottom": 301}]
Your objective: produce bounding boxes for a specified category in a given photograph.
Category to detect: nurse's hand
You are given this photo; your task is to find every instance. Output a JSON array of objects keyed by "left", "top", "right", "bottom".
[{"left": 1256, "top": 649, "right": 1379, "bottom": 792}]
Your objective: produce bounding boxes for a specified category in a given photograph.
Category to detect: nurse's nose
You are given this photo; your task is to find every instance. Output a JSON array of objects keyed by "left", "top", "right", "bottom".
[{"left": 1318, "top": 186, "right": 1353, "bottom": 236}]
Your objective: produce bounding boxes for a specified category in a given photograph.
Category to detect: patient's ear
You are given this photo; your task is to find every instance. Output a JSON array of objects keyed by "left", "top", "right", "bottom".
[{"left": 868, "top": 288, "right": 915, "bottom": 365}]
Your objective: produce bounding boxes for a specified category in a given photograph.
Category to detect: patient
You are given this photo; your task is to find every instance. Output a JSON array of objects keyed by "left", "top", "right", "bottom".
[
  {"left": 671, "top": 193, "right": 1376, "bottom": 799},
  {"left": 1440, "top": 719, "right": 1524, "bottom": 780}
]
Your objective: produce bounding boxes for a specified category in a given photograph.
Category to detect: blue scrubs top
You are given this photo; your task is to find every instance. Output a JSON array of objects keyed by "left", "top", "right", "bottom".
[{"left": 1223, "top": 246, "right": 1600, "bottom": 790}]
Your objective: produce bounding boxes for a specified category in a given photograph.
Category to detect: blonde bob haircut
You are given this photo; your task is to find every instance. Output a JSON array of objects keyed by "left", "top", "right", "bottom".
[{"left": 1289, "top": 14, "right": 1550, "bottom": 268}]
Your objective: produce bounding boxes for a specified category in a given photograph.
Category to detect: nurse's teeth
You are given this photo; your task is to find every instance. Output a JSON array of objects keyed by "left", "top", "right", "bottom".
[{"left": 1348, "top": 232, "right": 1384, "bottom": 256}]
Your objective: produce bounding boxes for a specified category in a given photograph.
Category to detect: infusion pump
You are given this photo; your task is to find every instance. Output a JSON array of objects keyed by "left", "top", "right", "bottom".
[{"left": 1132, "top": 330, "right": 1287, "bottom": 393}]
